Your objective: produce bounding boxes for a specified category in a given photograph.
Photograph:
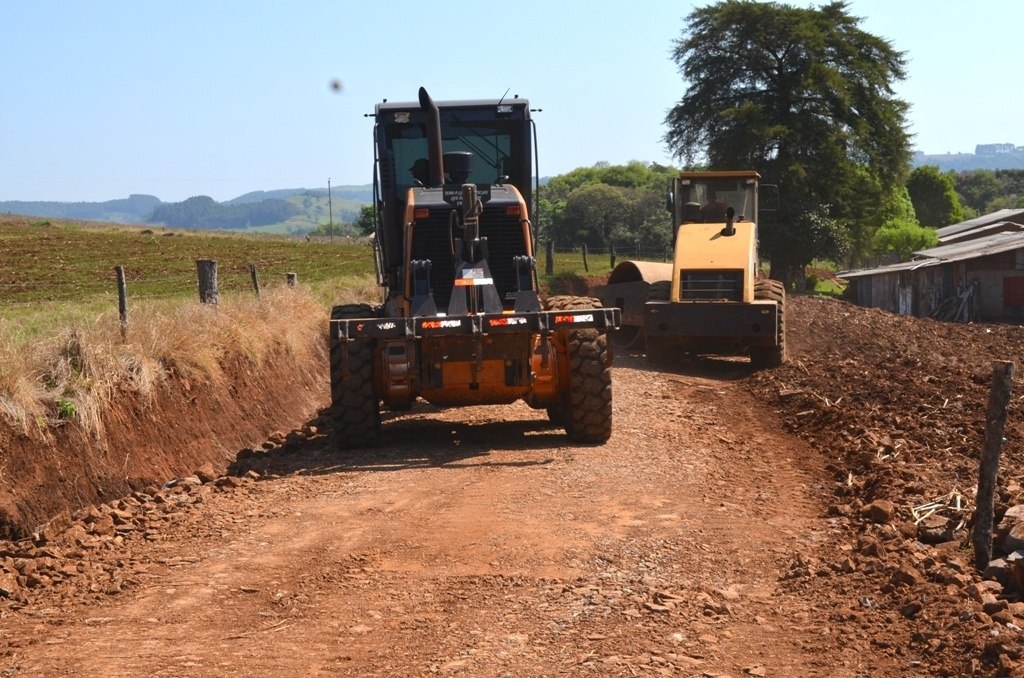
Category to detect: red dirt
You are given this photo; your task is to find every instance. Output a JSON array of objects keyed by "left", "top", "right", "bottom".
[{"left": 3, "top": 295, "right": 1024, "bottom": 676}]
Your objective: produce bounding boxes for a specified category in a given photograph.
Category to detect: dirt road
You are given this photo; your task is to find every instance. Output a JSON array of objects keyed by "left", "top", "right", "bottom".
[{"left": 1, "top": 354, "right": 898, "bottom": 677}]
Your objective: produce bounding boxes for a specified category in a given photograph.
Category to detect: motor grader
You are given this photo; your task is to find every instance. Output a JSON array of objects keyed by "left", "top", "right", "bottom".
[
  {"left": 600, "top": 170, "right": 786, "bottom": 368},
  {"left": 328, "top": 88, "right": 620, "bottom": 447}
]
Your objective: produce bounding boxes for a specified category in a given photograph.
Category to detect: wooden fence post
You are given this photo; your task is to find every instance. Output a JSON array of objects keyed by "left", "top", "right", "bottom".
[
  {"left": 196, "top": 259, "right": 219, "bottom": 304},
  {"left": 610, "top": 243, "right": 616, "bottom": 270},
  {"left": 973, "top": 360, "right": 1015, "bottom": 571},
  {"left": 286, "top": 272, "right": 298, "bottom": 287},
  {"left": 581, "top": 243, "right": 589, "bottom": 272},
  {"left": 249, "top": 263, "right": 261, "bottom": 297},
  {"left": 114, "top": 265, "right": 128, "bottom": 340},
  {"left": 545, "top": 240, "right": 554, "bottom": 276}
]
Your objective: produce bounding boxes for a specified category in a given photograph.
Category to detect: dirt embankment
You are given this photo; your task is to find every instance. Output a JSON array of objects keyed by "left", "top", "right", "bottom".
[{"left": 0, "top": 345, "right": 327, "bottom": 539}]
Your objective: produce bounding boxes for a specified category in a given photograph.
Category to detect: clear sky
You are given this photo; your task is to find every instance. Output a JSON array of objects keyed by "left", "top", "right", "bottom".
[{"left": 2, "top": 1, "right": 1020, "bottom": 203}]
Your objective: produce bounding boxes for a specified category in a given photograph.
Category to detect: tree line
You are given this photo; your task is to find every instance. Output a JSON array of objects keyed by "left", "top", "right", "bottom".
[{"left": 148, "top": 196, "right": 299, "bottom": 230}]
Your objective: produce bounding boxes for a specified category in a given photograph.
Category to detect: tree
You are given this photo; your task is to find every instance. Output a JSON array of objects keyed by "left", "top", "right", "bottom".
[
  {"left": 355, "top": 205, "right": 376, "bottom": 235},
  {"left": 955, "top": 169, "right": 1024, "bottom": 214},
  {"left": 540, "top": 162, "right": 676, "bottom": 249},
  {"left": 760, "top": 206, "right": 850, "bottom": 285},
  {"left": 561, "top": 184, "right": 631, "bottom": 247},
  {"left": 664, "top": 0, "right": 912, "bottom": 285},
  {"left": 871, "top": 218, "right": 938, "bottom": 262},
  {"left": 907, "top": 166, "right": 964, "bottom": 227}
]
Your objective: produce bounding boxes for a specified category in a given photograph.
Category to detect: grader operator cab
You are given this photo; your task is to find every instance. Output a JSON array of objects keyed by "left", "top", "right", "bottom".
[
  {"left": 601, "top": 170, "right": 786, "bottom": 368},
  {"left": 328, "top": 88, "right": 620, "bottom": 447}
]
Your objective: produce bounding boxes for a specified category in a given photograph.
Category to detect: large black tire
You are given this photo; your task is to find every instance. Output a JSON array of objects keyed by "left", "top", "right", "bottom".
[
  {"left": 545, "top": 296, "right": 613, "bottom": 443},
  {"left": 750, "top": 279, "right": 787, "bottom": 369},
  {"left": 329, "top": 304, "right": 380, "bottom": 447}
]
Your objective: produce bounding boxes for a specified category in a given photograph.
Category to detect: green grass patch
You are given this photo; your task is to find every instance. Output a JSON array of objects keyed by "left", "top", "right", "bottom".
[
  {"left": 812, "top": 278, "right": 846, "bottom": 296},
  {"left": 0, "top": 215, "right": 376, "bottom": 307}
]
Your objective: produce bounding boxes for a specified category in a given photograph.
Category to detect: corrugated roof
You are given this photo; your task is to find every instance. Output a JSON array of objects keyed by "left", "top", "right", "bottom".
[
  {"left": 838, "top": 258, "right": 940, "bottom": 279},
  {"left": 938, "top": 220, "right": 1023, "bottom": 243},
  {"left": 839, "top": 229, "right": 1024, "bottom": 280},
  {"left": 912, "top": 231, "right": 1024, "bottom": 262},
  {"left": 936, "top": 209, "right": 1024, "bottom": 239}
]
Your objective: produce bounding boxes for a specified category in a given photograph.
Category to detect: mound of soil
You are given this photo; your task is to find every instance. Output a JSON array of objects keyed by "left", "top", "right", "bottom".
[
  {"left": 544, "top": 273, "right": 610, "bottom": 297},
  {"left": 750, "top": 296, "right": 1024, "bottom": 675}
]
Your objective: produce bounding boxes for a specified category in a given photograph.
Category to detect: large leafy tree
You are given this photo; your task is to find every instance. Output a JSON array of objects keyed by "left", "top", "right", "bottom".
[
  {"left": 561, "top": 184, "right": 632, "bottom": 247},
  {"left": 664, "top": 0, "right": 912, "bottom": 284},
  {"left": 955, "top": 169, "right": 1011, "bottom": 214},
  {"left": 540, "top": 161, "right": 677, "bottom": 251},
  {"left": 871, "top": 219, "right": 938, "bottom": 262},
  {"left": 354, "top": 204, "right": 376, "bottom": 235},
  {"left": 907, "top": 165, "right": 964, "bottom": 227}
]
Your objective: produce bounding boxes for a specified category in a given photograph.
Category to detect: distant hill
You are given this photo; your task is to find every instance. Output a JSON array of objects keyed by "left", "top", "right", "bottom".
[
  {"left": 914, "top": 146, "right": 1024, "bottom": 172},
  {"left": 227, "top": 185, "right": 373, "bottom": 205},
  {"left": 0, "top": 186, "right": 373, "bottom": 235},
  {"left": 0, "top": 194, "right": 160, "bottom": 224}
]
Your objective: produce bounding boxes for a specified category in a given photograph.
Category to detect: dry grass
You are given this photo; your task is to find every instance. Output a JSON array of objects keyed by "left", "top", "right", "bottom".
[{"left": 0, "top": 276, "right": 381, "bottom": 438}]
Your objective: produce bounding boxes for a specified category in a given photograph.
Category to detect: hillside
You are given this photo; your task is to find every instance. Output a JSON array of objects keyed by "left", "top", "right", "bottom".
[
  {"left": 0, "top": 185, "right": 373, "bottom": 234},
  {"left": 914, "top": 149, "right": 1024, "bottom": 172},
  {"left": 0, "top": 194, "right": 161, "bottom": 224}
]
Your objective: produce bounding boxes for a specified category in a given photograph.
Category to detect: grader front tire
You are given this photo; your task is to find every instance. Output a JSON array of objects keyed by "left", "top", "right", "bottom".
[
  {"left": 329, "top": 304, "right": 381, "bottom": 447},
  {"left": 545, "top": 296, "right": 613, "bottom": 443}
]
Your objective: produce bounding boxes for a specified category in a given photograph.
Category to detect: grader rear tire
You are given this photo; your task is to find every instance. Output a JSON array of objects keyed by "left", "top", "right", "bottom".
[
  {"left": 329, "top": 304, "right": 381, "bottom": 447},
  {"left": 545, "top": 296, "right": 612, "bottom": 443},
  {"left": 750, "top": 279, "right": 787, "bottom": 369}
]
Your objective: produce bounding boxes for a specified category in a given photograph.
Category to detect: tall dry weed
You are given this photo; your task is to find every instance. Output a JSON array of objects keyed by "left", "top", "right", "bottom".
[
  {"left": 0, "top": 284, "right": 333, "bottom": 439},
  {"left": 0, "top": 333, "right": 48, "bottom": 431}
]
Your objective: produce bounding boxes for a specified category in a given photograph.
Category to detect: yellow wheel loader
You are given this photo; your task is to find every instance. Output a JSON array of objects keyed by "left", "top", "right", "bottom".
[{"left": 600, "top": 171, "right": 786, "bottom": 368}]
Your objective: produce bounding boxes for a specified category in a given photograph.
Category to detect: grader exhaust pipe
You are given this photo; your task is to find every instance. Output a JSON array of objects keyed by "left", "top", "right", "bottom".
[{"left": 418, "top": 87, "right": 445, "bottom": 187}]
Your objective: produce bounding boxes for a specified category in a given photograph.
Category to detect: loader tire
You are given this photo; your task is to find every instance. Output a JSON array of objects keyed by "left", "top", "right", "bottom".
[
  {"left": 751, "top": 279, "right": 787, "bottom": 369},
  {"left": 329, "top": 303, "right": 380, "bottom": 447},
  {"left": 545, "top": 296, "right": 612, "bottom": 443}
]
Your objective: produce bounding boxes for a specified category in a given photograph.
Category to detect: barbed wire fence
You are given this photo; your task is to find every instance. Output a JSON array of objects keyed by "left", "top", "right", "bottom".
[
  {"left": 0, "top": 260, "right": 360, "bottom": 309},
  {"left": 0, "top": 241, "right": 671, "bottom": 318},
  {"left": 543, "top": 241, "right": 673, "bottom": 274},
  {"left": 0, "top": 259, "right": 304, "bottom": 338}
]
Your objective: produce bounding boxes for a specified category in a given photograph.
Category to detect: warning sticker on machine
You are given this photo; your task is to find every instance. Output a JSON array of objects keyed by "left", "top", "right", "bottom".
[
  {"left": 554, "top": 313, "right": 595, "bottom": 324},
  {"left": 420, "top": 319, "right": 465, "bottom": 329},
  {"left": 454, "top": 270, "right": 493, "bottom": 287},
  {"left": 487, "top": 316, "right": 527, "bottom": 327}
]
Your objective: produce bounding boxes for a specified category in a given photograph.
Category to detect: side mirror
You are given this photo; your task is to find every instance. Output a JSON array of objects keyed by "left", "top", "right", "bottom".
[{"left": 760, "top": 184, "right": 780, "bottom": 212}]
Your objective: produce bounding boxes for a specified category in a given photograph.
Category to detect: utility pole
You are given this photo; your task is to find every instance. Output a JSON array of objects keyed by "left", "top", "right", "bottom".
[{"left": 328, "top": 177, "right": 334, "bottom": 243}]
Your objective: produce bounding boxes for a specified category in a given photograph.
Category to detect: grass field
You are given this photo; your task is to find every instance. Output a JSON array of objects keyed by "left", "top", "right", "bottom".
[
  {"left": 0, "top": 216, "right": 376, "bottom": 306},
  {"left": 0, "top": 216, "right": 615, "bottom": 310}
]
